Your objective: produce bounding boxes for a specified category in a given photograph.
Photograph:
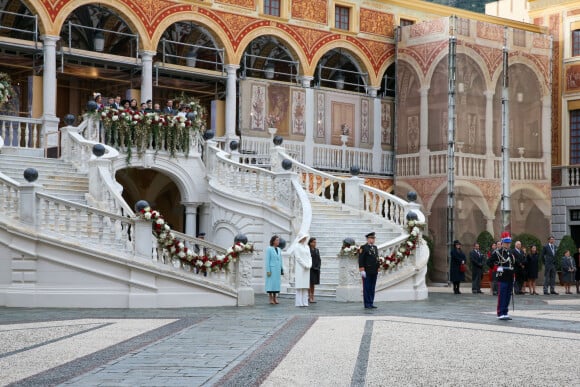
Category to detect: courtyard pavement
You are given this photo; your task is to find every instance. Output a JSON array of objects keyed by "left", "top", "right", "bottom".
[{"left": 1, "top": 284, "right": 580, "bottom": 386}]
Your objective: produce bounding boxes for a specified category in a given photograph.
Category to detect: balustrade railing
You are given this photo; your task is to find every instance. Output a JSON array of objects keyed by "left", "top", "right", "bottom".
[
  {"left": 0, "top": 172, "right": 20, "bottom": 220},
  {"left": 0, "top": 115, "right": 44, "bottom": 151},
  {"left": 554, "top": 165, "right": 580, "bottom": 187},
  {"left": 397, "top": 154, "right": 420, "bottom": 177}
]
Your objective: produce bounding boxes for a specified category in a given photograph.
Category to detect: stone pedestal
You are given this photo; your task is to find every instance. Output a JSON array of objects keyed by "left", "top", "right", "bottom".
[
  {"left": 335, "top": 253, "right": 362, "bottom": 302},
  {"left": 236, "top": 252, "right": 255, "bottom": 306}
]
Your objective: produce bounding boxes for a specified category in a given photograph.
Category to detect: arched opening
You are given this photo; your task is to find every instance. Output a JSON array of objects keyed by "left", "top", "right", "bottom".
[
  {"left": 239, "top": 35, "right": 299, "bottom": 84},
  {"left": 378, "top": 63, "right": 396, "bottom": 150},
  {"left": 395, "top": 60, "right": 421, "bottom": 154},
  {"left": 313, "top": 48, "right": 368, "bottom": 93}
]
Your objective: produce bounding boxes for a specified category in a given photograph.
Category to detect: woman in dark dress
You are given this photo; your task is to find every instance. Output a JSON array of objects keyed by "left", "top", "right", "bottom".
[
  {"left": 574, "top": 247, "right": 580, "bottom": 294},
  {"left": 450, "top": 240, "right": 466, "bottom": 294},
  {"left": 308, "top": 237, "right": 321, "bottom": 303},
  {"left": 526, "top": 245, "right": 540, "bottom": 295}
]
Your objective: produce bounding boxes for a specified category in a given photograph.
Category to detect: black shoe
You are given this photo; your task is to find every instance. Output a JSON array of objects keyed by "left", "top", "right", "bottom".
[
  {"left": 370, "top": 305, "right": 378, "bottom": 308},
  {"left": 550, "top": 291, "right": 559, "bottom": 295},
  {"left": 544, "top": 292, "right": 550, "bottom": 295},
  {"left": 493, "top": 293, "right": 498, "bottom": 296},
  {"left": 477, "top": 291, "right": 484, "bottom": 294}
]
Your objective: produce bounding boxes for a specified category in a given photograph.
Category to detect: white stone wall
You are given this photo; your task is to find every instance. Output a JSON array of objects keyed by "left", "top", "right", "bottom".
[{"left": 551, "top": 187, "right": 580, "bottom": 240}]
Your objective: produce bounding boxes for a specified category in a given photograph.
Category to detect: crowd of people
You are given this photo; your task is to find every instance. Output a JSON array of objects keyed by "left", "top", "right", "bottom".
[
  {"left": 93, "top": 93, "right": 191, "bottom": 116},
  {"left": 451, "top": 234, "right": 580, "bottom": 302}
]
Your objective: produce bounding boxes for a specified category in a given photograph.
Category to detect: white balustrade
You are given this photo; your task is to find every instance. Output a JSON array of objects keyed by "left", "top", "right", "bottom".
[
  {"left": 397, "top": 154, "right": 420, "bottom": 176},
  {"left": 0, "top": 115, "right": 43, "bottom": 150},
  {"left": 0, "top": 172, "right": 20, "bottom": 219}
]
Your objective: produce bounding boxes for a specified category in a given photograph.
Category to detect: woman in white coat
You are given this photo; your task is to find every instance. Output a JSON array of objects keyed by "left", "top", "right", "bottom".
[{"left": 292, "top": 234, "right": 312, "bottom": 307}]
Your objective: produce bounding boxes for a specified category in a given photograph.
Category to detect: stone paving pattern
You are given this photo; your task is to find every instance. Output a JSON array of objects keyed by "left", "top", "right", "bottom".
[{"left": 1, "top": 285, "right": 580, "bottom": 386}]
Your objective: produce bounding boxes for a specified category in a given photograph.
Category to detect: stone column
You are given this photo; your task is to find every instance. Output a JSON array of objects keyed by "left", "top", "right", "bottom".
[
  {"left": 41, "top": 35, "right": 60, "bottom": 139},
  {"left": 419, "top": 87, "right": 430, "bottom": 174},
  {"left": 140, "top": 50, "right": 155, "bottom": 104},
  {"left": 542, "top": 95, "right": 552, "bottom": 179},
  {"left": 182, "top": 202, "right": 200, "bottom": 237},
  {"left": 225, "top": 64, "right": 240, "bottom": 147},
  {"left": 369, "top": 87, "right": 382, "bottom": 173},
  {"left": 19, "top": 183, "right": 41, "bottom": 227},
  {"left": 484, "top": 90, "right": 495, "bottom": 178},
  {"left": 302, "top": 76, "right": 314, "bottom": 165}
]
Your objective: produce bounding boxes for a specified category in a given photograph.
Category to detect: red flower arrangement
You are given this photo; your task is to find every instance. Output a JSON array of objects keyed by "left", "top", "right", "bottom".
[
  {"left": 139, "top": 206, "right": 253, "bottom": 274},
  {"left": 379, "top": 220, "right": 423, "bottom": 271}
]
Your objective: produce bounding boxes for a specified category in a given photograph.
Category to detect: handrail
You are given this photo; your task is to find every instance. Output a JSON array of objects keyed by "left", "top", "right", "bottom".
[
  {"left": 0, "top": 172, "right": 21, "bottom": 220},
  {"left": 67, "top": 22, "right": 139, "bottom": 59},
  {"left": 160, "top": 38, "right": 224, "bottom": 74},
  {"left": 0, "top": 10, "right": 38, "bottom": 44},
  {"left": 0, "top": 115, "right": 43, "bottom": 150}
]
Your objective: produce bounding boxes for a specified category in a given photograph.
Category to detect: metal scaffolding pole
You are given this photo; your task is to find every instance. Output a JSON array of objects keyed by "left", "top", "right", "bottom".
[
  {"left": 447, "top": 32, "right": 457, "bottom": 283},
  {"left": 501, "top": 30, "right": 511, "bottom": 232}
]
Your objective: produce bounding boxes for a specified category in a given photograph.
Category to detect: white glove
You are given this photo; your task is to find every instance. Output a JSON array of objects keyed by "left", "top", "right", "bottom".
[{"left": 360, "top": 271, "right": 366, "bottom": 279}]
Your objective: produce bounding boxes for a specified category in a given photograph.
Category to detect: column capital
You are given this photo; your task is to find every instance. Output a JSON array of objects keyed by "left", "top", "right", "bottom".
[
  {"left": 367, "top": 86, "right": 379, "bottom": 98},
  {"left": 484, "top": 90, "right": 495, "bottom": 98},
  {"left": 40, "top": 35, "right": 60, "bottom": 45},
  {"left": 225, "top": 64, "right": 240, "bottom": 74},
  {"left": 419, "top": 87, "right": 430, "bottom": 96},
  {"left": 140, "top": 50, "right": 156, "bottom": 59},
  {"left": 182, "top": 201, "right": 204, "bottom": 209},
  {"left": 300, "top": 75, "right": 314, "bottom": 88}
]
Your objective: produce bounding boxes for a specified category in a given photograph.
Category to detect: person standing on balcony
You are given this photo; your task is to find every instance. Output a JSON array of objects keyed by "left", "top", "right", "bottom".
[
  {"left": 450, "top": 240, "right": 466, "bottom": 294},
  {"left": 308, "top": 237, "right": 321, "bottom": 303},
  {"left": 292, "top": 234, "right": 312, "bottom": 307},
  {"left": 470, "top": 242, "right": 484, "bottom": 294},
  {"left": 164, "top": 99, "right": 175, "bottom": 115},
  {"left": 265, "top": 235, "right": 283, "bottom": 305},
  {"left": 542, "top": 236, "right": 558, "bottom": 295},
  {"left": 359, "top": 232, "right": 379, "bottom": 309}
]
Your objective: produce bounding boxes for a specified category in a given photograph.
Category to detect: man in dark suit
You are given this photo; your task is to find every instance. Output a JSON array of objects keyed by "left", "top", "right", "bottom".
[
  {"left": 542, "top": 235, "right": 559, "bottom": 295},
  {"left": 512, "top": 240, "right": 526, "bottom": 294},
  {"left": 163, "top": 99, "right": 175, "bottom": 115},
  {"left": 470, "top": 242, "right": 484, "bottom": 294},
  {"left": 358, "top": 232, "right": 380, "bottom": 309}
]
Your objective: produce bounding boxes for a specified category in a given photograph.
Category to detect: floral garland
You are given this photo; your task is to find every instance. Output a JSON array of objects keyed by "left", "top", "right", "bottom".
[
  {"left": 339, "top": 244, "right": 360, "bottom": 256},
  {"left": 139, "top": 206, "right": 253, "bottom": 274},
  {"left": 99, "top": 101, "right": 206, "bottom": 161},
  {"left": 0, "top": 73, "right": 14, "bottom": 107},
  {"left": 379, "top": 220, "right": 423, "bottom": 271}
]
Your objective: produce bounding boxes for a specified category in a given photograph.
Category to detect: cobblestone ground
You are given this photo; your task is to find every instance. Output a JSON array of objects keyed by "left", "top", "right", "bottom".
[{"left": 1, "top": 285, "right": 580, "bottom": 386}]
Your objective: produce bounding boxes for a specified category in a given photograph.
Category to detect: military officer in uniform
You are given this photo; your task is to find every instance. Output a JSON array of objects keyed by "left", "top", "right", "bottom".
[
  {"left": 488, "top": 231, "right": 515, "bottom": 320},
  {"left": 359, "top": 232, "right": 380, "bottom": 309}
]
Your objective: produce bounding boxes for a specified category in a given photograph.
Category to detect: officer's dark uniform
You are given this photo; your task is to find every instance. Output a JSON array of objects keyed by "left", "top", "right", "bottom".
[
  {"left": 358, "top": 232, "right": 380, "bottom": 309},
  {"left": 488, "top": 234, "right": 515, "bottom": 320}
]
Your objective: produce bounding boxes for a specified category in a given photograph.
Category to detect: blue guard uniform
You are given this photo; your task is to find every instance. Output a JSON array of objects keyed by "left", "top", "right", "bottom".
[{"left": 489, "top": 232, "right": 515, "bottom": 320}]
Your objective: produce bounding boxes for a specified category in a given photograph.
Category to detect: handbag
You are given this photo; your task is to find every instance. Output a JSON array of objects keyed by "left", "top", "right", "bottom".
[{"left": 459, "top": 263, "right": 467, "bottom": 273}]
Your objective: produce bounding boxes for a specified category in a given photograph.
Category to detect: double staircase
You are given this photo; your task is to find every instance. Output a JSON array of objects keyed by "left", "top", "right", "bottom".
[
  {"left": 0, "top": 153, "right": 88, "bottom": 204},
  {"left": 305, "top": 200, "right": 400, "bottom": 297}
]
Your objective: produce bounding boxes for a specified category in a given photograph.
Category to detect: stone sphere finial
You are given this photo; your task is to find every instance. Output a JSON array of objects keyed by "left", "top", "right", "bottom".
[
  {"left": 407, "top": 191, "right": 418, "bottom": 202},
  {"left": 406, "top": 211, "right": 418, "bottom": 221},
  {"left": 349, "top": 166, "right": 360, "bottom": 176},
  {"left": 92, "top": 143, "right": 106, "bottom": 157},
  {"left": 273, "top": 135, "right": 283, "bottom": 146},
  {"left": 87, "top": 100, "right": 98, "bottom": 112},
  {"left": 134, "top": 200, "right": 150, "bottom": 213},
  {"left": 23, "top": 167, "right": 38, "bottom": 183},
  {"left": 281, "top": 159, "right": 292, "bottom": 170},
  {"left": 203, "top": 130, "right": 215, "bottom": 140},
  {"left": 278, "top": 237, "right": 287, "bottom": 250},
  {"left": 229, "top": 140, "right": 239, "bottom": 151},
  {"left": 343, "top": 237, "right": 355, "bottom": 247},
  {"left": 234, "top": 234, "right": 248, "bottom": 244},
  {"left": 64, "top": 114, "right": 76, "bottom": 126}
]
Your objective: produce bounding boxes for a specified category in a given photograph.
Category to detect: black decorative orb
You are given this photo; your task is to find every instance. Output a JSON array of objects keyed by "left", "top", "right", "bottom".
[
  {"left": 278, "top": 237, "right": 286, "bottom": 250},
  {"left": 92, "top": 143, "right": 106, "bottom": 157},
  {"left": 273, "top": 135, "right": 283, "bottom": 146},
  {"left": 234, "top": 233, "right": 248, "bottom": 244},
  {"left": 203, "top": 129, "right": 215, "bottom": 140},
  {"left": 406, "top": 211, "right": 419, "bottom": 221},
  {"left": 281, "top": 158, "right": 292, "bottom": 170},
  {"left": 134, "top": 200, "right": 150, "bottom": 213},
  {"left": 350, "top": 166, "right": 360, "bottom": 176},
  {"left": 229, "top": 140, "right": 239, "bottom": 151},
  {"left": 407, "top": 191, "right": 418, "bottom": 202},
  {"left": 23, "top": 167, "right": 38, "bottom": 183},
  {"left": 87, "top": 100, "right": 98, "bottom": 112},
  {"left": 64, "top": 114, "right": 76, "bottom": 126},
  {"left": 343, "top": 237, "right": 356, "bottom": 247}
]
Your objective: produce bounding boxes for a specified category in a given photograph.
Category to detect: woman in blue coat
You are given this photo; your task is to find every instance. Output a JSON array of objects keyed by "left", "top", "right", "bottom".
[{"left": 265, "top": 235, "right": 284, "bottom": 304}]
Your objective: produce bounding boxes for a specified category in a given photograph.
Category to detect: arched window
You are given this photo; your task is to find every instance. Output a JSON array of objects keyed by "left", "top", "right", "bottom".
[{"left": 573, "top": 29, "right": 580, "bottom": 56}]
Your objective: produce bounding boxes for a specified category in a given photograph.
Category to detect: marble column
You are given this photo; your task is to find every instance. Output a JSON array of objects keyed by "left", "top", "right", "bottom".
[
  {"left": 484, "top": 90, "right": 495, "bottom": 179},
  {"left": 225, "top": 65, "right": 240, "bottom": 148},
  {"left": 368, "top": 87, "right": 382, "bottom": 173},
  {"left": 140, "top": 50, "right": 155, "bottom": 104},
  {"left": 41, "top": 35, "right": 60, "bottom": 140},
  {"left": 182, "top": 202, "right": 200, "bottom": 237},
  {"left": 419, "top": 87, "right": 429, "bottom": 174},
  {"left": 542, "top": 95, "right": 551, "bottom": 179},
  {"left": 302, "top": 76, "right": 314, "bottom": 165}
]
